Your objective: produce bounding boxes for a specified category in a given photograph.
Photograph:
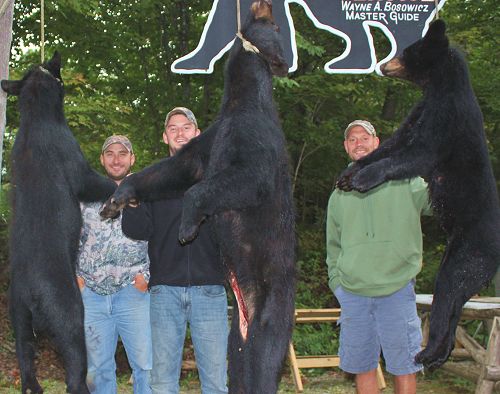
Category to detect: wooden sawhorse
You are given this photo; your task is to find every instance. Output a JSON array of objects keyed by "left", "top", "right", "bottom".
[{"left": 288, "top": 308, "right": 386, "bottom": 392}]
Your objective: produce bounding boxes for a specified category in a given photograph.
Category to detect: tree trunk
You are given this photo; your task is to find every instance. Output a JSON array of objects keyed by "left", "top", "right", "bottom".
[
  {"left": 177, "top": 0, "right": 190, "bottom": 100},
  {"left": 157, "top": 3, "right": 170, "bottom": 70},
  {"left": 201, "top": 76, "right": 211, "bottom": 123},
  {"left": 0, "top": 0, "right": 15, "bottom": 190},
  {"left": 381, "top": 85, "right": 397, "bottom": 121}
]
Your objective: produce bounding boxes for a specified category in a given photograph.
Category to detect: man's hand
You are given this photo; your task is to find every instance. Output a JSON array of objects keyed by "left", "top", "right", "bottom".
[
  {"left": 133, "top": 273, "right": 148, "bottom": 292},
  {"left": 77, "top": 276, "right": 85, "bottom": 290}
]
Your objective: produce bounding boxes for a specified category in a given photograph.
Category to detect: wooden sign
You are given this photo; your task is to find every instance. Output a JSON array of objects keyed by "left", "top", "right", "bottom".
[{"left": 171, "top": 0, "right": 447, "bottom": 75}]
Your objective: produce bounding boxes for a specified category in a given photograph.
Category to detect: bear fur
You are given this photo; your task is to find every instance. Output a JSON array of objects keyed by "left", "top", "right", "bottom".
[
  {"left": 1, "top": 52, "right": 116, "bottom": 393},
  {"left": 337, "top": 19, "right": 500, "bottom": 370},
  {"left": 100, "top": 1, "right": 296, "bottom": 393}
]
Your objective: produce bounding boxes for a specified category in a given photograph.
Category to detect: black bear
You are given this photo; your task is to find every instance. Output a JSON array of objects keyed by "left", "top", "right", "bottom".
[
  {"left": 101, "top": 1, "right": 296, "bottom": 392},
  {"left": 337, "top": 19, "right": 500, "bottom": 370},
  {"left": 172, "top": 0, "right": 443, "bottom": 74},
  {"left": 1, "top": 52, "right": 116, "bottom": 393}
]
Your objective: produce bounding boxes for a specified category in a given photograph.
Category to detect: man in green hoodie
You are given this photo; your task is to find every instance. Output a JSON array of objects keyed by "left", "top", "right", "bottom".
[{"left": 326, "top": 120, "right": 431, "bottom": 394}]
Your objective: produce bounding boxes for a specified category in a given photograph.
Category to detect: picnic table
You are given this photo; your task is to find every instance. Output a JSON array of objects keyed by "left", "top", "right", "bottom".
[{"left": 416, "top": 295, "right": 500, "bottom": 394}]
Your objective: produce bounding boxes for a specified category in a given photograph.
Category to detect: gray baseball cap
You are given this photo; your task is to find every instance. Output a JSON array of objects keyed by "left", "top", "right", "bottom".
[
  {"left": 164, "top": 107, "right": 198, "bottom": 129},
  {"left": 344, "top": 120, "right": 376, "bottom": 139},
  {"left": 101, "top": 135, "right": 133, "bottom": 153}
]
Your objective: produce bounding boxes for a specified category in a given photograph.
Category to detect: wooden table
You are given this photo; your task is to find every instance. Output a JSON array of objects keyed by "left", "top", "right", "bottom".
[{"left": 416, "top": 295, "right": 500, "bottom": 394}]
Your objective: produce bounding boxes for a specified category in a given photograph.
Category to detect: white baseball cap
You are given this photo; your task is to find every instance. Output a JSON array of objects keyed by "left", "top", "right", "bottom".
[{"left": 344, "top": 120, "right": 376, "bottom": 139}]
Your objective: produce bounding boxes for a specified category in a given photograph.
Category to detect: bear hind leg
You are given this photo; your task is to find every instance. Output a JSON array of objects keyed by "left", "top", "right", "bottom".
[
  {"left": 10, "top": 303, "right": 43, "bottom": 394},
  {"left": 228, "top": 281, "right": 295, "bottom": 393},
  {"left": 40, "top": 295, "right": 89, "bottom": 394},
  {"left": 416, "top": 234, "right": 497, "bottom": 370}
]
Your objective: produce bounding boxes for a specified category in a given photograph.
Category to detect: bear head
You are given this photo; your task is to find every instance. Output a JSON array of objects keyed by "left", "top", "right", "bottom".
[
  {"left": 240, "top": 0, "right": 288, "bottom": 77},
  {"left": 381, "top": 19, "right": 449, "bottom": 87},
  {"left": 1, "top": 51, "right": 63, "bottom": 96}
]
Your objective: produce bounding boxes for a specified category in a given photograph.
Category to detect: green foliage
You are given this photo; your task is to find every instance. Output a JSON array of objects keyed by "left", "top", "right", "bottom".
[
  {"left": 296, "top": 227, "right": 331, "bottom": 308},
  {"left": 417, "top": 243, "right": 446, "bottom": 295},
  {"left": 62, "top": 70, "right": 136, "bottom": 169},
  {"left": 295, "top": 31, "right": 326, "bottom": 58},
  {"left": 0, "top": 3, "right": 497, "bottom": 389},
  {"left": 291, "top": 323, "right": 339, "bottom": 359},
  {"left": 2, "top": 0, "right": 498, "bottom": 317}
]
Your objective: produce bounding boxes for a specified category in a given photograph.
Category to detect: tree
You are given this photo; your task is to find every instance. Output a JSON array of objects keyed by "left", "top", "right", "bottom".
[
  {"left": 0, "top": 0, "right": 14, "bottom": 192},
  {"left": 3, "top": 0, "right": 498, "bottom": 304}
]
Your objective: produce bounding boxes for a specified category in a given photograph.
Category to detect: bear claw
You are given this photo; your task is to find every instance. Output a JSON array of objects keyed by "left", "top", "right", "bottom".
[{"left": 178, "top": 224, "right": 200, "bottom": 245}]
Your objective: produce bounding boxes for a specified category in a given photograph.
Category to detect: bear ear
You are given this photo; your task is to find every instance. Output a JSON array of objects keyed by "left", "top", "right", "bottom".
[
  {"left": 428, "top": 19, "right": 446, "bottom": 37},
  {"left": 45, "top": 51, "right": 63, "bottom": 82},
  {"left": 424, "top": 19, "right": 449, "bottom": 50},
  {"left": 1, "top": 79, "right": 23, "bottom": 96},
  {"left": 47, "top": 51, "right": 62, "bottom": 72},
  {"left": 251, "top": 0, "right": 273, "bottom": 21}
]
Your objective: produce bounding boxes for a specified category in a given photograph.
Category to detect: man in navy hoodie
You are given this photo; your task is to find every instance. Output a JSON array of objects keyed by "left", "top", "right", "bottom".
[{"left": 122, "top": 107, "right": 228, "bottom": 394}]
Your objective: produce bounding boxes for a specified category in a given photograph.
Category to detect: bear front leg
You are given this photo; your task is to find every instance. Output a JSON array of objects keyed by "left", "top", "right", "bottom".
[
  {"left": 336, "top": 129, "right": 410, "bottom": 191},
  {"left": 78, "top": 168, "right": 116, "bottom": 203},
  {"left": 101, "top": 141, "right": 207, "bottom": 219},
  {"left": 351, "top": 150, "right": 436, "bottom": 193},
  {"left": 179, "top": 191, "right": 206, "bottom": 244},
  {"left": 338, "top": 101, "right": 425, "bottom": 192},
  {"left": 178, "top": 165, "right": 273, "bottom": 243},
  {"left": 350, "top": 158, "right": 392, "bottom": 192}
]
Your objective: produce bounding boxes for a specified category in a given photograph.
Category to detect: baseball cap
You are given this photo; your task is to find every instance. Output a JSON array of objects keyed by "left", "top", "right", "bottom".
[
  {"left": 101, "top": 135, "right": 133, "bottom": 153},
  {"left": 164, "top": 107, "right": 198, "bottom": 129},
  {"left": 344, "top": 120, "right": 376, "bottom": 139}
]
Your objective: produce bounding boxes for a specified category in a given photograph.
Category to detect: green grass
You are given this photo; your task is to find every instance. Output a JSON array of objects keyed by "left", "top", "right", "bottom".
[{"left": 0, "top": 369, "right": 477, "bottom": 393}]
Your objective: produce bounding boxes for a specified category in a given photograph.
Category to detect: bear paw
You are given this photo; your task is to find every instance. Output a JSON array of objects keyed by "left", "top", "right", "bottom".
[
  {"left": 350, "top": 166, "right": 385, "bottom": 193},
  {"left": 336, "top": 164, "right": 361, "bottom": 191},
  {"left": 415, "top": 341, "right": 453, "bottom": 371},
  {"left": 100, "top": 184, "right": 137, "bottom": 219},
  {"left": 178, "top": 221, "right": 201, "bottom": 245},
  {"left": 22, "top": 378, "right": 44, "bottom": 394}
]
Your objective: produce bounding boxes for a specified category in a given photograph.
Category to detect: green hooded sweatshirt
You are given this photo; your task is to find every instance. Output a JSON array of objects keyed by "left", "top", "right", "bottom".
[{"left": 326, "top": 177, "right": 431, "bottom": 297}]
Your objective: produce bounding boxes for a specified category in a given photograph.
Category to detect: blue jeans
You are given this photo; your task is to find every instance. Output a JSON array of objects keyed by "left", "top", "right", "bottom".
[
  {"left": 82, "top": 285, "right": 152, "bottom": 394},
  {"left": 149, "top": 285, "right": 229, "bottom": 394}
]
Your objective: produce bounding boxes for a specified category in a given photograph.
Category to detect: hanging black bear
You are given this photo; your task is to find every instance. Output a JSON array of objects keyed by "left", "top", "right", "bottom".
[
  {"left": 101, "top": 1, "right": 296, "bottom": 393},
  {"left": 337, "top": 20, "right": 500, "bottom": 370},
  {"left": 2, "top": 52, "right": 115, "bottom": 394}
]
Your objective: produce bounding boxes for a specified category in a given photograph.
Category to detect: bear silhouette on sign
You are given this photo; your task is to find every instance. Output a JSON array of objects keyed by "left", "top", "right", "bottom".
[
  {"left": 1, "top": 52, "right": 116, "bottom": 394},
  {"left": 337, "top": 20, "right": 500, "bottom": 370},
  {"left": 172, "top": 0, "right": 445, "bottom": 74},
  {"left": 101, "top": 1, "right": 296, "bottom": 392}
]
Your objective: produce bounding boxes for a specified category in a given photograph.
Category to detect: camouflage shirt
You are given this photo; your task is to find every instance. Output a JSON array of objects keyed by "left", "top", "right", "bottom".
[{"left": 77, "top": 202, "right": 150, "bottom": 295}]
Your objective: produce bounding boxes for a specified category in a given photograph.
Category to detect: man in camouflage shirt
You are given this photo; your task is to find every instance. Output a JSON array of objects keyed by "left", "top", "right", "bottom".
[{"left": 77, "top": 135, "right": 152, "bottom": 394}]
